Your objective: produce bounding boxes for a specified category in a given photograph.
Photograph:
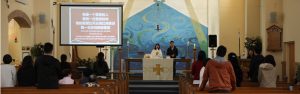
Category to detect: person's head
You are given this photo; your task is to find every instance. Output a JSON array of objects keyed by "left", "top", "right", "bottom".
[
  {"left": 61, "top": 69, "right": 72, "bottom": 77},
  {"left": 3, "top": 54, "right": 12, "bottom": 64},
  {"left": 21, "top": 55, "right": 33, "bottom": 68},
  {"left": 228, "top": 52, "right": 238, "bottom": 64},
  {"left": 248, "top": 48, "right": 254, "bottom": 56},
  {"left": 154, "top": 43, "right": 160, "bottom": 50},
  {"left": 97, "top": 52, "right": 105, "bottom": 61},
  {"left": 61, "top": 54, "right": 67, "bottom": 62},
  {"left": 216, "top": 45, "right": 227, "bottom": 57},
  {"left": 197, "top": 50, "right": 206, "bottom": 61},
  {"left": 44, "top": 42, "right": 53, "bottom": 54},
  {"left": 254, "top": 46, "right": 262, "bottom": 55},
  {"left": 169, "top": 41, "right": 175, "bottom": 48},
  {"left": 264, "top": 55, "right": 276, "bottom": 67}
]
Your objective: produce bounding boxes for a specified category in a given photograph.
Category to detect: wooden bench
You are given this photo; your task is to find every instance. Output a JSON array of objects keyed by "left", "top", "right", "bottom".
[
  {"left": 2, "top": 75, "right": 129, "bottom": 94},
  {"left": 1, "top": 85, "right": 99, "bottom": 94},
  {"left": 179, "top": 76, "right": 300, "bottom": 94}
]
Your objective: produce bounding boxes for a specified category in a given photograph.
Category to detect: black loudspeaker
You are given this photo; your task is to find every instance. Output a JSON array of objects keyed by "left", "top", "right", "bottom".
[{"left": 209, "top": 35, "right": 217, "bottom": 47}]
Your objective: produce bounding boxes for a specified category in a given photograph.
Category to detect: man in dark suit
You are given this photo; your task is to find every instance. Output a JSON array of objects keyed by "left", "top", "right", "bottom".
[
  {"left": 167, "top": 41, "right": 178, "bottom": 58},
  {"left": 167, "top": 41, "right": 178, "bottom": 77}
]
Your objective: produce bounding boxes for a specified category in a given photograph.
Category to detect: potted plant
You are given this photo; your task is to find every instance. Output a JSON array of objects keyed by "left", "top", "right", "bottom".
[
  {"left": 30, "top": 43, "right": 44, "bottom": 60},
  {"left": 77, "top": 58, "right": 95, "bottom": 70},
  {"left": 244, "top": 37, "right": 262, "bottom": 50}
]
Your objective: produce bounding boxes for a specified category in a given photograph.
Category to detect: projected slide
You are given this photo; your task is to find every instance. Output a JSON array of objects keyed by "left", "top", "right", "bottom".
[{"left": 60, "top": 4, "right": 122, "bottom": 46}]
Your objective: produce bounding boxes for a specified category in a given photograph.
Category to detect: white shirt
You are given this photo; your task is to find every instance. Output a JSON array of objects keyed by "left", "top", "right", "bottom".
[
  {"left": 150, "top": 49, "right": 163, "bottom": 58},
  {"left": 59, "top": 75, "right": 74, "bottom": 85},
  {"left": 1, "top": 64, "right": 16, "bottom": 87},
  {"left": 258, "top": 63, "right": 276, "bottom": 88},
  {"left": 199, "top": 66, "right": 208, "bottom": 87}
]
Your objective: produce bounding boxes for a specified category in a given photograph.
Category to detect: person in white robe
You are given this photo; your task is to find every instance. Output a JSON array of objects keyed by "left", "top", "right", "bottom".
[{"left": 150, "top": 43, "right": 163, "bottom": 58}]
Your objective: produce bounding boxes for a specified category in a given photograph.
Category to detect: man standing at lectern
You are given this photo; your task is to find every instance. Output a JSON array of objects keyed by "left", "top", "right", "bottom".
[
  {"left": 167, "top": 41, "right": 178, "bottom": 58},
  {"left": 167, "top": 41, "right": 178, "bottom": 77}
]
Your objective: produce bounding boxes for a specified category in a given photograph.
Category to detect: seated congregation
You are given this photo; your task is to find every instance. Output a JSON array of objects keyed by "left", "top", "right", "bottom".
[
  {"left": 1, "top": 42, "right": 127, "bottom": 94},
  {"left": 187, "top": 45, "right": 300, "bottom": 93},
  {"left": 1, "top": 43, "right": 300, "bottom": 94}
]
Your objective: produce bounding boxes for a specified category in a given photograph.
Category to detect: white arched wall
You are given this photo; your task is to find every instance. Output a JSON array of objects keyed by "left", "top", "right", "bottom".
[{"left": 1, "top": 0, "right": 9, "bottom": 60}]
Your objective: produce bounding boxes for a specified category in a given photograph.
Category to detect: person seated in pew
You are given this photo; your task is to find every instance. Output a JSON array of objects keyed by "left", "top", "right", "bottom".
[
  {"left": 59, "top": 69, "right": 74, "bottom": 85},
  {"left": 17, "top": 55, "right": 36, "bottom": 86},
  {"left": 258, "top": 55, "right": 276, "bottom": 88},
  {"left": 93, "top": 52, "right": 109, "bottom": 76},
  {"left": 228, "top": 52, "right": 243, "bottom": 87},
  {"left": 200, "top": 45, "right": 236, "bottom": 93},
  {"left": 1, "top": 54, "right": 16, "bottom": 87},
  {"left": 60, "top": 54, "right": 71, "bottom": 71},
  {"left": 35, "top": 42, "right": 62, "bottom": 89},
  {"left": 191, "top": 50, "right": 205, "bottom": 80},
  {"left": 150, "top": 43, "right": 163, "bottom": 58},
  {"left": 80, "top": 67, "right": 93, "bottom": 85},
  {"left": 199, "top": 58, "right": 210, "bottom": 87}
]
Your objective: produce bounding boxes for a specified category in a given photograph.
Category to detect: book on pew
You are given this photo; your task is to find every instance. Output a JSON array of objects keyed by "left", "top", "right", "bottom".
[{"left": 193, "top": 80, "right": 200, "bottom": 84}]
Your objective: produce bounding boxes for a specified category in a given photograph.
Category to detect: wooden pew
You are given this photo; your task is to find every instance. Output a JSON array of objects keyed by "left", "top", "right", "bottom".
[
  {"left": 179, "top": 76, "right": 300, "bottom": 94},
  {"left": 1, "top": 85, "right": 99, "bottom": 94},
  {"left": 2, "top": 76, "right": 129, "bottom": 94}
]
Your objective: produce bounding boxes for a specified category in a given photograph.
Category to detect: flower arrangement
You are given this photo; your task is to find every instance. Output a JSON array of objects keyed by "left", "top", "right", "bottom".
[
  {"left": 30, "top": 43, "right": 43, "bottom": 59},
  {"left": 77, "top": 58, "right": 96, "bottom": 69},
  {"left": 244, "top": 37, "right": 262, "bottom": 51}
]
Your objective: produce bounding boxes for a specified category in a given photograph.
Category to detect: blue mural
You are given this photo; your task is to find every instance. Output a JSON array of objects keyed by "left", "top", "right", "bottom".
[{"left": 114, "top": 3, "right": 208, "bottom": 70}]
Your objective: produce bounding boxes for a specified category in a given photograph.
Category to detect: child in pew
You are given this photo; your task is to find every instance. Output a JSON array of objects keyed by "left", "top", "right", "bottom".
[
  {"left": 199, "top": 45, "right": 236, "bottom": 93},
  {"left": 1, "top": 54, "right": 17, "bottom": 87},
  {"left": 258, "top": 55, "right": 276, "bottom": 88},
  {"left": 59, "top": 69, "right": 74, "bottom": 85}
]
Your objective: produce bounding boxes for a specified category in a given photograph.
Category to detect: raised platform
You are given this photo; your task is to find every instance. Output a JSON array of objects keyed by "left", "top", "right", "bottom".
[{"left": 129, "top": 80, "right": 179, "bottom": 94}]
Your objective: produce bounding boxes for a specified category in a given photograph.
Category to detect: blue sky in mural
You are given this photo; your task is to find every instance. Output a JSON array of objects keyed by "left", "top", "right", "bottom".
[{"left": 116, "top": 3, "right": 208, "bottom": 70}]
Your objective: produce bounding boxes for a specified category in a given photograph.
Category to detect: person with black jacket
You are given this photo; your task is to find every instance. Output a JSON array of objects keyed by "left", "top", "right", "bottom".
[
  {"left": 60, "top": 54, "right": 71, "bottom": 71},
  {"left": 93, "top": 52, "right": 109, "bottom": 76},
  {"left": 166, "top": 41, "right": 178, "bottom": 58},
  {"left": 167, "top": 41, "right": 178, "bottom": 77},
  {"left": 228, "top": 52, "right": 243, "bottom": 87},
  {"left": 35, "top": 42, "right": 61, "bottom": 89},
  {"left": 17, "top": 55, "right": 36, "bottom": 86},
  {"left": 249, "top": 47, "right": 264, "bottom": 82}
]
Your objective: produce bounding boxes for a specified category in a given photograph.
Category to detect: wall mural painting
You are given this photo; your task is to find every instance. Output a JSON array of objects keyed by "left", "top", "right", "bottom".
[{"left": 114, "top": 3, "right": 208, "bottom": 70}]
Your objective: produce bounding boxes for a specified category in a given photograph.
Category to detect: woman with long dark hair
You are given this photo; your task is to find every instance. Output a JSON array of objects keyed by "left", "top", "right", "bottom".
[
  {"left": 191, "top": 50, "right": 206, "bottom": 80},
  {"left": 150, "top": 43, "right": 163, "bottom": 58},
  {"left": 258, "top": 55, "right": 276, "bottom": 88},
  {"left": 17, "top": 55, "right": 36, "bottom": 86},
  {"left": 228, "top": 52, "right": 243, "bottom": 87}
]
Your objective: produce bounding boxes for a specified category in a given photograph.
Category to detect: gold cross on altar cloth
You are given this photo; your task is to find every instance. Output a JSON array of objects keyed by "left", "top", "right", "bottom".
[{"left": 153, "top": 64, "right": 164, "bottom": 75}]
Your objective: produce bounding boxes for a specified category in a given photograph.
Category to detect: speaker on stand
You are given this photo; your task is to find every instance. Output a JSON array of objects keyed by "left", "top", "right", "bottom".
[{"left": 209, "top": 35, "right": 217, "bottom": 58}]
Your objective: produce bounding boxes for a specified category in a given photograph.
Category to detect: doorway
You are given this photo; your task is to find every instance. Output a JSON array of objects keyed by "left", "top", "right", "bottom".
[
  {"left": 7, "top": 10, "right": 32, "bottom": 65},
  {"left": 284, "top": 41, "right": 295, "bottom": 83}
]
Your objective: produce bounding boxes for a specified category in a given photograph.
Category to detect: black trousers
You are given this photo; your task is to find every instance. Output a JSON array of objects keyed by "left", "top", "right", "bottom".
[{"left": 173, "top": 61, "right": 176, "bottom": 77}]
